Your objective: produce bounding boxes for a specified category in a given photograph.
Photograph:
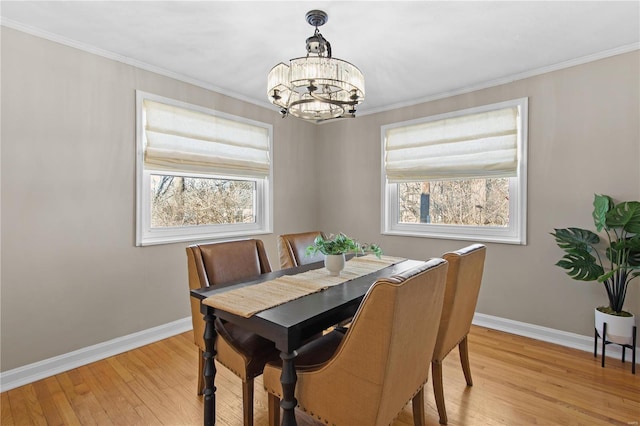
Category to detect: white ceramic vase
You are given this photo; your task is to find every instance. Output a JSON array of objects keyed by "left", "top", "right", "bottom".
[
  {"left": 325, "top": 254, "right": 346, "bottom": 276},
  {"left": 595, "top": 308, "right": 636, "bottom": 345}
]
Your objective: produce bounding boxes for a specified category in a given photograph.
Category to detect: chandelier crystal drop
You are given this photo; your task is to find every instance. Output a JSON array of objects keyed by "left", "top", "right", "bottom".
[{"left": 267, "top": 10, "right": 365, "bottom": 122}]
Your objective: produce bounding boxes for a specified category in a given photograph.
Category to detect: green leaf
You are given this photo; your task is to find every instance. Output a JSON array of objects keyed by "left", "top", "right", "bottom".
[
  {"left": 306, "top": 235, "right": 327, "bottom": 256},
  {"left": 607, "top": 236, "right": 640, "bottom": 266},
  {"left": 605, "top": 201, "right": 640, "bottom": 234},
  {"left": 592, "top": 194, "right": 613, "bottom": 232},
  {"left": 555, "top": 250, "right": 604, "bottom": 281},
  {"left": 597, "top": 269, "right": 617, "bottom": 283},
  {"left": 629, "top": 241, "right": 640, "bottom": 266},
  {"left": 551, "top": 227, "right": 599, "bottom": 252},
  {"left": 553, "top": 194, "right": 640, "bottom": 311},
  {"left": 361, "top": 243, "right": 383, "bottom": 258},
  {"left": 305, "top": 233, "right": 378, "bottom": 256}
]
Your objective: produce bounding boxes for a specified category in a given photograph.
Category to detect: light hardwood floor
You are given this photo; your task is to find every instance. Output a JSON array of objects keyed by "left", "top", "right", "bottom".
[{"left": 2, "top": 325, "right": 638, "bottom": 425}]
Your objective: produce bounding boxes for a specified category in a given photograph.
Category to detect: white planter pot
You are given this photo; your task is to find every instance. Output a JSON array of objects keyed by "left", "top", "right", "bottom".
[
  {"left": 595, "top": 308, "right": 636, "bottom": 345},
  {"left": 325, "top": 254, "right": 346, "bottom": 276}
]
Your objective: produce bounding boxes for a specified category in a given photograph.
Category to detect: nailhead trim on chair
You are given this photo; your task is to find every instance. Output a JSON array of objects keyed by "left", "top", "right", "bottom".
[
  {"left": 266, "top": 387, "right": 336, "bottom": 425},
  {"left": 266, "top": 378, "right": 429, "bottom": 426},
  {"left": 216, "top": 358, "right": 264, "bottom": 381},
  {"left": 217, "top": 360, "right": 240, "bottom": 377}
]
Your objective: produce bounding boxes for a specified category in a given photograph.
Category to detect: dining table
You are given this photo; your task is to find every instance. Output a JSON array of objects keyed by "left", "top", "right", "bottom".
[{"left": 190, "top": 255, "right": 427, "bottom": 426}]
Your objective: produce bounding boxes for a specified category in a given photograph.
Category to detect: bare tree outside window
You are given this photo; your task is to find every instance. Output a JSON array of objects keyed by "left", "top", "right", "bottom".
[
  {"left": 150, "top": 174, "right": 255, "bottom": 228},
  {"left": 398, "top": 178, "right": 509, "bottom": 226}
]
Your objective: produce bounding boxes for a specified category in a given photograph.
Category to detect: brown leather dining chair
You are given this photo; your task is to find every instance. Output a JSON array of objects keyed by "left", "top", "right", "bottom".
[
  {"left": 277, "top": 231, "right": 325, "bottom": 269},
  {"left": 431, "top": 244, "right": 486, "bottom": 425},
  {"left": 186, "top": 239, "right": 279, "bottom": 426},
  {"left": 262, "top": 258, "right": 448, "bottom": 426}
]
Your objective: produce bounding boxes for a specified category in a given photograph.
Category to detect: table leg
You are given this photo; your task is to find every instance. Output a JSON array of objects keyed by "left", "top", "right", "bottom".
[
  {"left": 632, "top": 326, "right": 637, "bottom": 375},
  {"left": 203, "top": 308, "right": 218, "bottom": 426},
  {"left": 601, "top": 322, "right": 607, "bottom": 368},
  {"left": 280, "top": 351, "right": 298, "bottom": 426}
]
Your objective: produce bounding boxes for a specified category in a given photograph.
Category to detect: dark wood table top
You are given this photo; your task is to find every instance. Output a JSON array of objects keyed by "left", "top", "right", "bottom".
[{"left": 191, "top": 258, "right": 426, "bottom": 352}]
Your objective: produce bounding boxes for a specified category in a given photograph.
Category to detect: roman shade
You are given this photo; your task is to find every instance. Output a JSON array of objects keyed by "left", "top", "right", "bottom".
[
  {"left": 384, "top": 106, "right": 519, "bottom": 182},
  {"left": 143, "top": 99, "right": 271, "bottom": 178}
]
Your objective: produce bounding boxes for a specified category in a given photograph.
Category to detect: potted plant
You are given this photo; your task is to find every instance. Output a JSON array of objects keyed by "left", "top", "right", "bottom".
[
  {"left": 551, "top": 194, "right": 640, "bottom": 345},
  {"left": 306, "top": 233, "right": 382, "bottom": 276}
]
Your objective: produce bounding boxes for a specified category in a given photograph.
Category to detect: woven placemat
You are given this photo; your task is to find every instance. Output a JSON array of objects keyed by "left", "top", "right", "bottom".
[{"left": 203, "top": 255, "right": 404, "bottom": 318}]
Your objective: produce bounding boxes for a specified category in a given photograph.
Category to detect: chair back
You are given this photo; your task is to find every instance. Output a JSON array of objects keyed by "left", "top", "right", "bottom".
[
  {"left": 432, "top": 244, "right": 486, "bottom": 361},
  {"left": 186, "top": 239, "right": 272, "bottom": 349},
  {"left": 297, "top": 258, "right": 447, "bottom": 426},
  {"left": 277, "top": 231, "right": 325, "bottom": 269}
]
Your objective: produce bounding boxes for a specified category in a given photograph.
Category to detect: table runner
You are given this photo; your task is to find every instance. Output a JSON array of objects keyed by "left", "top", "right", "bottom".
[{"left": 203, "top": 254, "right": 405, "bottom": 318}]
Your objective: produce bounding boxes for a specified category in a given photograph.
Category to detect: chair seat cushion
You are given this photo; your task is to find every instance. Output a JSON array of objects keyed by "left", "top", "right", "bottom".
[
  {"left": 267, "top": 329, "right": 344, "bottom": 375},
  {"left": 215, "top": 318, "right": 278, "bottom": 379},
  {"left": 296, "top": 330, "right": 345, "bottom": 370}
]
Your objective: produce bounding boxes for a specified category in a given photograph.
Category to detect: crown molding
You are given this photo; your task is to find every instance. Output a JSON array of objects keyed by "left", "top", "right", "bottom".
[
  {"left": 2, "top": 18, "right": 638, "bottom": 118},
  {"left": 360, "top": 42, "right": 640, "bottom": 116},
  {"left": 0, "top": 18, "right": 276, "bottom": 112}
]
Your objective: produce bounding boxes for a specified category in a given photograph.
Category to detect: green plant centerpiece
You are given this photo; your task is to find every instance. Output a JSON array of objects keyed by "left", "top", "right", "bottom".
[
  {"left": 305, "top": 233, "right": 382, "bottom": 258},
  {"left": 551, "top": 194, "right": 640, "bottom": 344},
  {"left": 306, "top": 233, "right": 383, "bottom": 276}
]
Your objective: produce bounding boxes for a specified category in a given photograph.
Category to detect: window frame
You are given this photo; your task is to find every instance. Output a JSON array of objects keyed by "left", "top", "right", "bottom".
[
  {"left": 381, "top": 98, "right": 528, "bottom": 245},
  {"left": 136, "top": 91, "right": 273, "bottom": 246}
]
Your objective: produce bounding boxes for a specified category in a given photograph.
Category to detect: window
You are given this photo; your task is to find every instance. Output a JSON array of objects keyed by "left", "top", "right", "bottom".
[
  {"left": 381, "top": 98, "right": 527, "bottom": 244},
  {"left": 136, "top": 91, "right": 272, "bottom": 246}
]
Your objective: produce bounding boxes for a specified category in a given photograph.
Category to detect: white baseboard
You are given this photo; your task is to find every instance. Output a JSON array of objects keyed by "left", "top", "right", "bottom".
[
  {"left": 2, "top": 313, "right": 636, "bottom": 393},
  {"left": 0, "top": 317, "right": 192, "bottom": 392},
  {"left": 473, "top": 312, "right": 638, "bottom": 363}
]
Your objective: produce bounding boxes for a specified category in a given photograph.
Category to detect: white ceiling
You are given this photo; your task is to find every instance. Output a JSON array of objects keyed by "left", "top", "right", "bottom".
[{"left": 2, "top": 1, "right": 639, "bottom": 115}]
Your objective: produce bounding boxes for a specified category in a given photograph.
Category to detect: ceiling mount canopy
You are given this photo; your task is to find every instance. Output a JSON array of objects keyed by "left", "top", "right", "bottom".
[{"left": 267, "top": 10, "right": 365, "bottom": 123}]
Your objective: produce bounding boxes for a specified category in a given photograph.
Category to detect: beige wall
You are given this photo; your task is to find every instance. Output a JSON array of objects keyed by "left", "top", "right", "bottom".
[
  {"left": 0, "top": 28, "right": 318, "bottom": 371},
  {"left": 317, "top": 51, "right": 640, "bottom": 337},
  {"left": 1, "top": 26, "right": 638, "bottom": 372}
]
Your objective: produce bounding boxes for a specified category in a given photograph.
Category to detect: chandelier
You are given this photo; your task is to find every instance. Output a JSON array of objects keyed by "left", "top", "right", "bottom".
[{"left": 267, "top": 10, "right": 365, "bottom": 122}]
